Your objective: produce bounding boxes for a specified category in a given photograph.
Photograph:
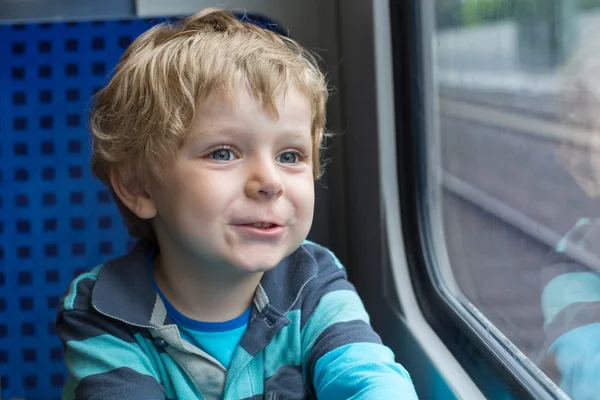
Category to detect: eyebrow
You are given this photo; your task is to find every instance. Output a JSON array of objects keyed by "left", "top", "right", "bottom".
[
  {"left": 187, "top": 125, "right": 246, "bottom": 140},
  {"left": 188, "top": 125, "right": 310, "bottom": 141}
]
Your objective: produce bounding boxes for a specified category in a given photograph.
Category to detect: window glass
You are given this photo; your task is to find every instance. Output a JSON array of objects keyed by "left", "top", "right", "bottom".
[{"left": 430, "top": 1, "right": 600, "bottom": 397}]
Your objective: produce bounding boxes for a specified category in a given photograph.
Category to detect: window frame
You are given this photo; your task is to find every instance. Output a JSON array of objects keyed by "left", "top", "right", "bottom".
[{"left": 387, "top": 0, "right": 566, "bottom": 398}]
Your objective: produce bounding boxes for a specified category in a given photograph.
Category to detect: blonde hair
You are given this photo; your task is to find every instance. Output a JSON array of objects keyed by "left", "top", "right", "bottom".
[
  {"left": 90, "top": 8, "right": 329, "bottom": 241},
  {"left": 557, "top": 33, "right": 600, "bottom": 198}
]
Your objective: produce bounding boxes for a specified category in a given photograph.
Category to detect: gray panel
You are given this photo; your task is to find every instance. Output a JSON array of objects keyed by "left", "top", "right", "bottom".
[
  {"left": 0, "top": 0, "right": 134, "bottom": 22},
  {"left": 336, "top": 0, "right": 385, "bottom": 321}
]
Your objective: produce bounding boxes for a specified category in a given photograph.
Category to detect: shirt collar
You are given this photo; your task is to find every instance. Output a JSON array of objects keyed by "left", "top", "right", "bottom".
[
  {"left": 91, "top": 240, "right": 160, "bottom": 328},
  {"left": 90, "top": 241, "right": 301, "bottom": 330}
]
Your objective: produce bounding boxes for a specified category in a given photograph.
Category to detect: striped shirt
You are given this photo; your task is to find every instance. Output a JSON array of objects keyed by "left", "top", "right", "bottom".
[
  {"left": 57, "top": 240, "right": 418, "bottom": 399},
  {"left": 539, "top": 218, "right": 600, "bottom": 399}
]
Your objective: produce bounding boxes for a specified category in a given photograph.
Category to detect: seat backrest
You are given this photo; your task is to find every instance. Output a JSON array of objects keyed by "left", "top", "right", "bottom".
[
  {"left": 0, "top": 17, "right": 161, "bottom": 400},
  {"left": 0, "top": 12, "right": 286, "bottom": 400}
]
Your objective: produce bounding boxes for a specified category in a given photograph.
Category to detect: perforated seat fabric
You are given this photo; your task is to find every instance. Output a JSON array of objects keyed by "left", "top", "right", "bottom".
[
  {"left": 0, "top": 17, "right": 158, "bottom": 400},
  {"left": 0, "top": 12, "right": 286, "bottom": 399}
]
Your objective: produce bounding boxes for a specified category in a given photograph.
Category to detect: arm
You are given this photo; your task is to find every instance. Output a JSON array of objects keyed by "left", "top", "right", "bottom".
[
  {"left": 541, "top": 270, "right": 600, "bottom": 400},
  {"left": 57, "top": 309, "right": 167, "bottom": 400},
  {"left": 549, "top": 323, "right": 600, "bottom": 400},
  {"left": 300, "top": 245, "right": 419, "bottom": 399},
  {"left": 539, "top": 218, "right": 600, "bottom": 399}
]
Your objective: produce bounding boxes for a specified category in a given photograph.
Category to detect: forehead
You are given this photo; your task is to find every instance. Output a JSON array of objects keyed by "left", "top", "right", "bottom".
[{"left": 194, "top": 85, "right": 311, "bottom": 130}]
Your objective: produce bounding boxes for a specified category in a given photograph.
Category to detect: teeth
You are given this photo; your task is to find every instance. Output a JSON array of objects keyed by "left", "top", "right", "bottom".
[{"left": 251, "top": 222, "right": 274, "bottom": 228}]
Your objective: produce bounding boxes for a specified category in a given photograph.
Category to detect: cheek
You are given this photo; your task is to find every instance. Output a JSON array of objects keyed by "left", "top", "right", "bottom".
[
  {"left": 287, "top": 175, "right": 315, "bottom": 219},
  {"left": 162, "top": 169, "right": 238, "bottom": 223},
  {"left": 186, "top": 175, "right": 239, "bottom": 217}
]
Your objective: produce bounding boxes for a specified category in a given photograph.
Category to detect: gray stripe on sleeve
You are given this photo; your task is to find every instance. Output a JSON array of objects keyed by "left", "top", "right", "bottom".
[
  {"left": 264, "top": 365, "right": 310, "bottom": 400},
  {"left": 72, "top": 277, "right": 96, "bottom": 311},
  {"left": 57, "top": 309, "right": 138, "bottom": 344},
  {"left": 305, "top": 320, "right": 382, "bottom": 389},
  {"left": 74, "top": 367, "right": 167, "bottom": 400},
  {"left": 299, "top": 270, "right": 355, "bottom": 330},
  {"left": 544, "top": 301, "right": 600, "bottom": 348}
]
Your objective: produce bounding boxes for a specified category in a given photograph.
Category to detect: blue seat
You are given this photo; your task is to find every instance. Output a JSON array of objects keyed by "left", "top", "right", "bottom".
[
  {"left": 0, "top": 12, "right": 285, "bottom": 400},
  {"left": 0, "top": 15, "right": 185, "bottom": 400}
]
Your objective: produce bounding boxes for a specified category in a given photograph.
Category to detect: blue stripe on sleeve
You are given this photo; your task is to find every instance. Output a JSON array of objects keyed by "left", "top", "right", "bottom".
[
  {"left": 542, "top": 272, "right": 600, "bottom": 328},
  {"left": 300, "top": 290, "right": 370, "bottom": 365},
  {"left": 63, "top": 265, "right": 102, "bottom": 311},
  {"left": 65, "top": 333, "right": 160, "bottom": 382},
  {"left": 313, "top": 342, "right": 418, "bottom": 400},
  {"left": 550, "top": 323, "right": 600, "bottom": 400},
  {"left": 305, "top": 320, "right": 382, "bottom": 386}
]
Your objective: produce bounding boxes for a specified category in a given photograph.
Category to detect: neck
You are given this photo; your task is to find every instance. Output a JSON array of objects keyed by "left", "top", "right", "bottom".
[{"left": 153, "top": 245, "right": 263, "bottom": 323}]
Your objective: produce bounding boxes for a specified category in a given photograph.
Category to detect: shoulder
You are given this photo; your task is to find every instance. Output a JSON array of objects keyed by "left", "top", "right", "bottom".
[
  {"left": 259, "top": 241, "right": 349, "bottom": 315},
  {"left": 57, "top": 259, "right": 150, "bottom": 356},
  {"left": 294, "top": 241, "right": 359, "bottom": 325},
  {"left": 58, "top": 241, "right": 160, "bottom": 332},
  {"left": 57, "top": 261, "right": 140, "bottom": 345},
  {"left": 298, "top": 240, "right": 346, "bottom": 276},
  {"left": 262, "top": 240, "right": 346, "bottom": 287},
  {"left": 59, "top": 243, "right": 142, "bottom": 313},
  {"left": 59, "top": 264, "right": 104, "bottom": 313},
  {"left": 541, "top": 218, "right": 600, "bottom": 289}
]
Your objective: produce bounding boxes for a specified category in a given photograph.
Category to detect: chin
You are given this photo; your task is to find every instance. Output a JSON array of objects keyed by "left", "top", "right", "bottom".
[{"left": 230, "top": 253, "right": 285, "bottom": 273}]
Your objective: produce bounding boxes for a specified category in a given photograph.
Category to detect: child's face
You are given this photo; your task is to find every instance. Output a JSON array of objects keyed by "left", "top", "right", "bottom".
[{"left": 148, "top": 85, "right": 315, "bottom": 273}]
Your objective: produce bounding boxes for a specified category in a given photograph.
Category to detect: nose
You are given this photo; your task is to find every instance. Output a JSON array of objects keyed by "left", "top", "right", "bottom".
[{"left": 244, "top": 157, "right": 285, "bottom": 200}]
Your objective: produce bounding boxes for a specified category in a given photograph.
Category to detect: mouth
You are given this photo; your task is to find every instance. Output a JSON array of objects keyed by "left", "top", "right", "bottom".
[
  {"left": 245, "top": 222, "right": 279, "bottom": 229},
  {"left": 233, "top": 221, "right": 285, "bottom": 237}
]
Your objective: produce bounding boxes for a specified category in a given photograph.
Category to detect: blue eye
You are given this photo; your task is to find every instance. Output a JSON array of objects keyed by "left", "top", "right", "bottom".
[
  {"left": 211, "top": 149, "right": 236, "bottom": 161},
  {"left": 277, "top": 152, "right": 299, "bottom": 164}
]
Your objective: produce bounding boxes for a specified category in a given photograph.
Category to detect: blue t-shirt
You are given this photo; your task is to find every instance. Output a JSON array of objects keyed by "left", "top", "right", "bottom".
[{"left": 147, "top": 249, "right": 250, "bottom": 369}]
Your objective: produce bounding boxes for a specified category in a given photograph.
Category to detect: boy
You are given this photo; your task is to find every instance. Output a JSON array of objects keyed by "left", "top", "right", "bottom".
[
  {"left": 56, "top": 8, "right": 419, "bottom": 400},
  {"left": 537, "top": 38, "right": 600, "bottom": 399}
]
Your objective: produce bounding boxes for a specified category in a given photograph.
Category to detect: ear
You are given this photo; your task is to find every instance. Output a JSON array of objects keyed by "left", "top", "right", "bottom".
[{"left": 110, "top": 168, "right": 158, "bottom": 219}]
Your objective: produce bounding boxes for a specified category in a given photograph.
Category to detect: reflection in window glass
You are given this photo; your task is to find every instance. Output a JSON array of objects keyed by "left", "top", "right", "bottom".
[{"left": 431, "top": 1, "right": 600, "bottom": 398}]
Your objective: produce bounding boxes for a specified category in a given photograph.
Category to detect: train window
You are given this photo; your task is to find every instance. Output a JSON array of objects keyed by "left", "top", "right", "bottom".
[{"left": 411, "top": 0, "right": 600, "bottom": 398}]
